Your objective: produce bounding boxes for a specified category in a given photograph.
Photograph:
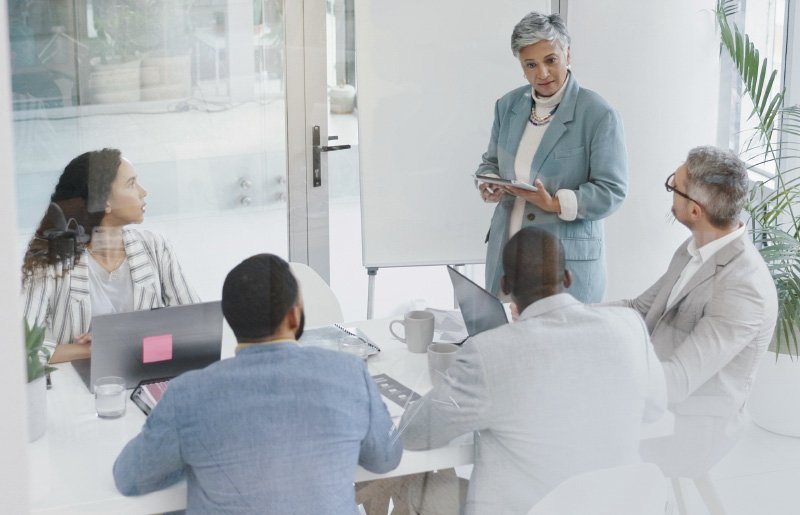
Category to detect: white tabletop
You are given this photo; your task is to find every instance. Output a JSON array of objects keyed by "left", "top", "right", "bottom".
[
  {"left": 27, "top": 318, "right": 474, "bottom": 514},
  {"left": 28, "top": 317, "right": 672, "bottom": 514}
]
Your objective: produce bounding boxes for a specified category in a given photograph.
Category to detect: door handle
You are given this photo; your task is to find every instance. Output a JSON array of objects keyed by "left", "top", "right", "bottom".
[{"left": 312, "top": 126, "right": 352, "bottom": 187}]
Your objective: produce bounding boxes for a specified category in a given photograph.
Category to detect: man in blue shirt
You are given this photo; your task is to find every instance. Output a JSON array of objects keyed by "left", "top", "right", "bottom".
[{"left": 113, "top": 254, "right": 402, "bottom": 514}]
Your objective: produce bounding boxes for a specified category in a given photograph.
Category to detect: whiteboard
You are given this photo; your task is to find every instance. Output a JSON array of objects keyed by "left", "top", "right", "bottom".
[{"left": 355, "top": 0, "right": 550, "bottom": 268}]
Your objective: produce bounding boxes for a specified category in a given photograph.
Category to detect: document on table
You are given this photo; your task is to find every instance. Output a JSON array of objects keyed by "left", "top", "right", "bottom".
[
  {"left": 299, "top": 325, "right": 381, "bottom": 355},
  {"left": 372, "top": 373, "right": 421, "bottom": 418}
]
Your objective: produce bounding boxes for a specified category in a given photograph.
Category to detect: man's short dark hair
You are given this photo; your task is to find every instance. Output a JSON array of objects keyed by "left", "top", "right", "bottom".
[
  {"left": 502, "top": 227, "right": 565, "bottom": 300},
  {"left": 222, "top": 254, "right": 299, "bottom": 342}
]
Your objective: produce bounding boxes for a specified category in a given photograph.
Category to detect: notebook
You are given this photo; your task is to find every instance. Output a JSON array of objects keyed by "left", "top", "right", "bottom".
[
  {"left": 447, "top": 266, "right": 509, "bottom": 337},
  {"left": 298, "top": 324, "right": 381, "bottom": 356},
  {"left": 74, "top": 301, "right": 224, "bottom": 391}
]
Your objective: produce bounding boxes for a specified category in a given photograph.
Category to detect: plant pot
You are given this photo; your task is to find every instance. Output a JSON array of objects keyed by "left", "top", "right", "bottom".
[
  {"left": 329, "top": 84, "right": 356, "bottom": 114},
  {"left": 27, "top": 376, "right": 47, "bottom": 442},
  {"left": 88, "top": 58, "right": 142, "bottom": 104},
  {"left": 141, "top": 54, "right": 191, "bottom": 101},
  {"left": 747, "top": 350, "right": 800, "bottom": 436}
]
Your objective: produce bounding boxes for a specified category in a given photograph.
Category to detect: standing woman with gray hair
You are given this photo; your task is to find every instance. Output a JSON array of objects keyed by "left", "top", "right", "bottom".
[{"left": 477, "top": 11, "right": 627, "bottom": 302}]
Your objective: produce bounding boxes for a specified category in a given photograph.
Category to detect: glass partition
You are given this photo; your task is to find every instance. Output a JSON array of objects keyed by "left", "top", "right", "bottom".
[{"left": 9, "top": 0, "right": 289, "bottom": 300}]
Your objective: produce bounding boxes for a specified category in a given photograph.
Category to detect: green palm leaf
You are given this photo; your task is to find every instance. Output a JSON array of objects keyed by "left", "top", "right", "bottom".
[{"left": 716, "top": 0, "right": 800, "bottom": 356}]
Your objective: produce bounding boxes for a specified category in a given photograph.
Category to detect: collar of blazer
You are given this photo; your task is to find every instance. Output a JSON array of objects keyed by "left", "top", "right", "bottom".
[
  {"left": 68, "top": 229, "right": 160, "bottom": 306},
  {"left": 659, "top": 232, "right": 748, "bottom": 314},
  {"left": 508, "top": 73, "right": 581, "bottom": 179}
]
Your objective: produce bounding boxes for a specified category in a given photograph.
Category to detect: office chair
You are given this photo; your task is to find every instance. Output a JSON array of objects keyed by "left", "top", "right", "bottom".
[{"left": 289, "top": 262, "right": 344, "bottom": 327}]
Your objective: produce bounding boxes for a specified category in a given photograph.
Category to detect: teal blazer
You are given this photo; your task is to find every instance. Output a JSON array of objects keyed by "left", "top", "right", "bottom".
[{"left": 477, "top": 74, "right": 627, "bottom": 302}]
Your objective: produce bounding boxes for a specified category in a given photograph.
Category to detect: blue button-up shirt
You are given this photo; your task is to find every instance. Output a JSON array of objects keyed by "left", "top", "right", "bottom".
[{"left": 113, "top": 343, "right": 402, "bottom": 514}]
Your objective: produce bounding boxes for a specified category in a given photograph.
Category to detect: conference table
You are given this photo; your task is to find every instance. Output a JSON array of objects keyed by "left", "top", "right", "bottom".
[{"left": 28, "top": 316, "right": 673, "bottom": 514}]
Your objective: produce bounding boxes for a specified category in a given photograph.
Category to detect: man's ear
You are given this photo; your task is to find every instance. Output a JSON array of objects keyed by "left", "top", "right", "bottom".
[
  {"left": 563, "top": 269, "right": 572, "bottom": 289},
  {"left": 690, "top": 201, "right": 704, "bottom": 221},
  {"left": 285, "top": 304, "right": 301, "bottom": 331}
]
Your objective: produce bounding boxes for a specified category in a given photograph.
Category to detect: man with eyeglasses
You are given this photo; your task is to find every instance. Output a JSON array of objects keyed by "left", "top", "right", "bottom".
[{"left": 609, "top": 146, "right": 777, "bottom": 480}]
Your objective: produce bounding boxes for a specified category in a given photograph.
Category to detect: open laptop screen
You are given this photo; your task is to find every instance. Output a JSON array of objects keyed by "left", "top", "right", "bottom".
[
  {"left": 83, "top": 301, "right": 224, "bottom": 390},
  {"left": 447, "top": 266, "right": 508, "bottom": 337}
]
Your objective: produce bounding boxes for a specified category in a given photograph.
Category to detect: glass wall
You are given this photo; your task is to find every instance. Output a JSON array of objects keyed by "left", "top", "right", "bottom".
[{"left": 9, "top": 0, "right": 289, "bottom": 301}]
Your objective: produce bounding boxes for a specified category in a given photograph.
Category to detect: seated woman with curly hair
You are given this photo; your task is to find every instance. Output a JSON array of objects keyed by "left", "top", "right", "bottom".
[{"left": 22, "top": 148, "right": 199, "bottom": 363}]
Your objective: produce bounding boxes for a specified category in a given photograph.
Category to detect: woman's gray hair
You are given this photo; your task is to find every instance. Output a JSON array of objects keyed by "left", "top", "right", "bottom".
[
  {"left": 685, "top": 146, "right": 749, "bottom": 228},
  {"left": 511, "top": 12, "right": 570, "bottom": 57}
]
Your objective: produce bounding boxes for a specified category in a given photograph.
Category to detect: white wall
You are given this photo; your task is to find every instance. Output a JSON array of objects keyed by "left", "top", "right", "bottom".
[
  {"left": 569, "top": 0, "right": 721, "bottom": 299},
  {"left": 0, "top": 6, "right": 31, "bottom": 512}
]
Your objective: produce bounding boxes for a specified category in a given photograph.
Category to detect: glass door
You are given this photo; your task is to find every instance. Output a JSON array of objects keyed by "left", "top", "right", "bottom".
[
  {"left": 8, "top": 0, "right": 291, "bottom": 301},
  {"left": 324, "top": 0, "right": 363, "bottom": 320}
]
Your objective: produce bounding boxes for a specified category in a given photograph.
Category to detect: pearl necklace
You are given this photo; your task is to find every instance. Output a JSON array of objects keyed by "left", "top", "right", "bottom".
[{"left": 529, "top": 104, "right": 559, "bottom": 126}]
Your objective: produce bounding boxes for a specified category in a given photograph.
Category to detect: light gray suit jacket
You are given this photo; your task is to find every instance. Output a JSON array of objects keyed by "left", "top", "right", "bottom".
[
  {"left": 400, "top": 293, "right": 666, "bottom": 514},
  {"left": 615, "top": 232, "right": 777, "bottom": 475},
  {"left": 477, "top": 74, "right": 628, "bottom": 302}
]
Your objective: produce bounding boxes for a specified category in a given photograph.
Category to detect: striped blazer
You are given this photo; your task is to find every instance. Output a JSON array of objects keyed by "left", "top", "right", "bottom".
[{"left": 22, "top": 229, "right": 200, "bottom": 351}]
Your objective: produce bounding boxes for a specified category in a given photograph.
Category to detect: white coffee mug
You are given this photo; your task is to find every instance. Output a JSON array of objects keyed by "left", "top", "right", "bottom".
[
  {"left": 389, "top": 310, "right": 435, "bottom": 353},
  {"left": 427, "top": 343, "right": 460, "bottom": 387}
]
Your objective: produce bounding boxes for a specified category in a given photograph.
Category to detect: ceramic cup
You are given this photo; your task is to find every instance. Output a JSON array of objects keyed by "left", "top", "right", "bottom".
[
  {"left": 389, "top": 310, "right": 435, "bottom": 353},
  {"left": 427, "top": 342, "right": 460, "bottom": 387}
]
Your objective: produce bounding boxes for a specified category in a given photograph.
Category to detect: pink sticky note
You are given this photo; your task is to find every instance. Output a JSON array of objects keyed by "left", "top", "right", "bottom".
[{"left": 142, "top": 334, "right": 173, "bottom": 363}]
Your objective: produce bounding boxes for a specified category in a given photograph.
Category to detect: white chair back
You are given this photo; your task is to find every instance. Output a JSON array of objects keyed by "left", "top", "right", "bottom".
[
  {"left": 289, "top": 262, "right": 344, "bottom": 327},
  {"left": 527, "top": 463, "right": 668, "bottom": 515}
]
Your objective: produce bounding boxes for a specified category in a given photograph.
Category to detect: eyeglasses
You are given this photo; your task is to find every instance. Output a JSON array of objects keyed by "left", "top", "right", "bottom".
[{"left": 665, "top": 172, "right": 704, "bottom": 209}]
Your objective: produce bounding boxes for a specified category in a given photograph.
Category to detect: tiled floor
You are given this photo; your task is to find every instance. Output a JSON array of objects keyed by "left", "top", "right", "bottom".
[{"left": 677, "top": 421, "right": 800, "bottom": 514}]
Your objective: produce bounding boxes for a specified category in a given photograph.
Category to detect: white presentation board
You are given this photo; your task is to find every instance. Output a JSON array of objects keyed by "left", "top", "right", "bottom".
[{"left": 355, "top": 0, "right": 550, "bottom": 268}]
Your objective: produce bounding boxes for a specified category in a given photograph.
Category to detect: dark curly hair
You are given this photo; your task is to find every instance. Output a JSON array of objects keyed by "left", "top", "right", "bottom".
[{"left": 22, "top": 148, "right": 122, "bottom": 278}]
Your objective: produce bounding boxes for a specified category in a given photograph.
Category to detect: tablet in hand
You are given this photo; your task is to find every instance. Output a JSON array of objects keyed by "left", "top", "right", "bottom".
[{"left": 474, "top": 173, "right": 538, "bottom": 192}]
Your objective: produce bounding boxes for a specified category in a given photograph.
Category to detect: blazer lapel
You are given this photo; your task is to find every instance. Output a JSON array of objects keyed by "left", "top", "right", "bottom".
[
  {"left": 505, "top": 90, "right": 533, "bottom": 178},
  {"left": 65, "top": 255, "right": 90, "bottom": 342},
  {"left": 124, "top": 230, "right": 159, "bottom": 310},
  {"left": 531, "top": 74, "right": 579, "bottom": 179},
  {"left": 649, "top": 241, "right": 693, "bottom": 324},
  {"left": 667, "top": 235, "right": 746, "bottom": 310}
]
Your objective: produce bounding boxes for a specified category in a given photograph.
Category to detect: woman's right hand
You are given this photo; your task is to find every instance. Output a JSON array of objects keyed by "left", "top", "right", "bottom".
[
  {"left": 49, "top": 333, "right": 92, "bottom": 363},
  {"left": 479, "top": 182, "right": 504, "bottom": 203}
]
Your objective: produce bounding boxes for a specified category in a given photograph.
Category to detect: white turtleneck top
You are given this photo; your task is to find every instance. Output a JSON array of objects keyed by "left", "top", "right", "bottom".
[{"left": 508, "top": 74, "right": 578, "bottom": 237}]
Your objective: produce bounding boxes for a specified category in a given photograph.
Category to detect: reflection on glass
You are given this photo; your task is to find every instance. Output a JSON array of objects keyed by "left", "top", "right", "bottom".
[{"left": 8, "top": 0, "right": 290, "bottom": 302}]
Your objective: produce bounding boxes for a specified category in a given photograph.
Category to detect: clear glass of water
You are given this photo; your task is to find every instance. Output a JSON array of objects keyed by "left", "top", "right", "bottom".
[
  {"left": 94, "top": 376, "right": 127, "bottom": 419},
  {"left": 338, "top": 335, "right": 368, "bottom": 361}
]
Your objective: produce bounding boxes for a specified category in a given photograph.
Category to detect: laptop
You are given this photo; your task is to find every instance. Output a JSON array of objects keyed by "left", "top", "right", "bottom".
[
  {"left": 73, "top": 301, "right": 224, "bottom": 391},
  {"left": 447, "top": 266, "right": 509, "bottom": 338}
]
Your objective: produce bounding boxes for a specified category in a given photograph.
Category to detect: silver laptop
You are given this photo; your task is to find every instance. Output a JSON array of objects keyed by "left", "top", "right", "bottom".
[
  {"left": 74, "top": 301, "right": 224, "bottom": 391},
  {"left": 447, "top": 266, "right": 509, "bottom": 337}
]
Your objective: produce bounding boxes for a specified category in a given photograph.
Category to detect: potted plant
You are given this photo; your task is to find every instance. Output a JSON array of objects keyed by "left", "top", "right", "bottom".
[
  {"left": 87, "top": 0, "right": 147, "bottom": 103},
  {"left": 26, "top": 319, "right": 55, "bottom": 442},
  {"left": 88, "top": 0, "right": 193, "bottom": 103},
  {"left": 714, "top": 0, "right": 800, "bottom": 435},
  {"left": 139, "top": 0, "right": 194, "bottom": 101}
]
